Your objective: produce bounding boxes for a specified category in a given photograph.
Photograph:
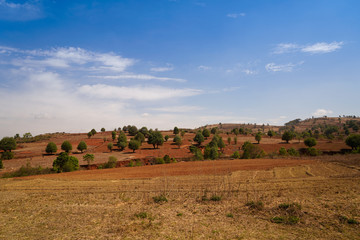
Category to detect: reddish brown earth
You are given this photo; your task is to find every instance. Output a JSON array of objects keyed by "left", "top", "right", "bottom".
[
  {"left": 1, "top": 130, "right": 350, "bottom": 175},
  {"left": 20, "top": 158, "right": 316, "bottom": 180}
]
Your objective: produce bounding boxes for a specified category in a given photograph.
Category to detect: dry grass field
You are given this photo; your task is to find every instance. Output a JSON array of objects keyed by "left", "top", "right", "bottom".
[{"left": 1, "top": 155, "right": 360, "bottom": 239}]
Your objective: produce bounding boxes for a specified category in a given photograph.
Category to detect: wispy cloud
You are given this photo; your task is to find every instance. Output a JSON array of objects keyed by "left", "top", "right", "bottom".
[
  {"left": 0, "top": 0, "right": 44, "bottom": 21},
  {"left": 198, "top": 65, "right": 211, "bottom": 71},
  {"left": 1, "top": 46, "right": 135, "bottom": 72},
  {"left": 150, "top": 64, "right": 174, "bottom": 72},
  {"left": 265, "top": 62, "right": 303, "bottom": 72},
  {"left": 313, "top": 109, "right": 333, "bottom": 117},
  {"left": 226, "top": 13, "right": 246, "bottom": 18},
  {"left": 242, "top": 69, "right": 257, "bottom": 75},
  {"left": 273, "top": 41, "right": 344, "bottom": 54},
  {"left": 92, "top": 74, "right": 186, "bottom": 82},
  {"left": 77, "top": 84, "right": 202, "bottom": 101},
  {"left": 150, "top": 105, "right": 203, "bottom": 113},
  {"left": 301, "top": 42, "right": 344, "bottom": 54}
]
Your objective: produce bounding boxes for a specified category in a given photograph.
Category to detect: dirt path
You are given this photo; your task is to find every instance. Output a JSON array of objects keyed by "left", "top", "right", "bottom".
[{"left": 21, "top": 158, "right": 316, "bottom": 180}]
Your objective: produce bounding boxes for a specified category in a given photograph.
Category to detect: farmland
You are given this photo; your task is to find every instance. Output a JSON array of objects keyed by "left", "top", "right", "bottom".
[{"left": 0, "top": 117, "right": 360, "bottom": 239}]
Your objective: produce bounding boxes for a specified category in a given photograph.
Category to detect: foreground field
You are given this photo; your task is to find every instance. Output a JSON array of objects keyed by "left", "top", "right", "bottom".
[{"left": 1, "top": 156, "right": 359, "bottom": 239}]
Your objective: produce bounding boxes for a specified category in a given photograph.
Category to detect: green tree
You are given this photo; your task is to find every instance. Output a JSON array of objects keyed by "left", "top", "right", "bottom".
[
  {"left": 101, "top": 127, "right": 106, "bottom": 132},
  {"left": 267, "top": 130, "right": 274, "bottom": 138},
  {"left": 45, "top": 142, "right": 57, "bottom": 154},
  {"left": 234, "top": 137, "right": 237, "bottom": 145},
  {"left": 117, "top": 132, "right": 127, "bottom": 151},
  {"left": 128, "top": 126, "right": 138, "bottom": 136},
  {"left": 202, "top": 128, "right": 210, "bottom": 139},
  {"left": 304, "top": 137, "right": 317, "bottom": 148},
  {"left": 91, "top": 129, "right": 97, "bottom": 135},
  {"left": 164, "top": 135, "right": 169, "bottom": 142},
  {"left": 53, "top": 152, "right": 79, "bottom": 173},
  {"left": 204, "top": 145, "right": 219, "bottom": 160},
  {"left": 61, "top": 141, "right": 72, "bottom": 153},
  {"left": 227, "top": 137, "right": 231, "bottom": 145},
  {"left": 87, "top": 131, "right": 93, "bottom": 138},
  {"left": 255, "top": 132, "right": 262, "bottom": 144},
  {"left": 345, "top": 134, "right": 360, "bottom": 150},
  {"left": 134, "top": 132, "right": 145, "bottom": 144},
  {"left": 173, "top": 126, "right": 179, "bottom": 135},
  {"left": 147, "top": 131, "right": 164, "bottom": 149},
  {"left": 107, "top": 142, "right": 113, "bottom": 152},
  {"left": 83, "top": 153, "right": 94, "bottom": 168},
  {"left": 241, "top": 141, "right": 265, "bottom": 159},
  {"left": 111, "top": 131, "right": 117, "bottom": 141},
  {"left": 139, "top": 127, "right": 149, "bottom": 137},
  {"left": 0, "top": 158, "right": 3, "bottom": 169},
  {"left": 282, "top": 131, "right": 293, "bottom": 143},
  {"left": 173, "top": 135, "right": 182, "bottom": 148},
  {"left": 77, "top": 141, "right": 87, "bottom": 153},
  {"left": 0, "top": 137, "right": 17, "bottom": 152},
  {"left": 128, "top": 139, "right": 140, "bottom": 152},
  {"left": 211, "top": 127, "right": 218, "bottom": 135},
  {"left": 23, "top": 132, "right": 33, "bottom": 139},
  {"left": 193, "top": 131, "right": 205, "bottom": 146},
  {"left": 218, "top": 137, "right": 225, "bottom": 152}
]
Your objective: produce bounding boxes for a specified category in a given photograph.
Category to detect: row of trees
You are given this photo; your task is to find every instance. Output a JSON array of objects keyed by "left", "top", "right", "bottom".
[{"left": 45, "top": 141, "right": 88, "bottom": 154}]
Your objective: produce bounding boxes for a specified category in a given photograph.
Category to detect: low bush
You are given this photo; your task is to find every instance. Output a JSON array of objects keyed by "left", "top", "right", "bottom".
[
  {"left": 163, "top": 154, "right": 171, "bottom": 164},
  {"left": 103, "top": 156, "right": 117, "bottom": 168},
  {"left": 231, "top": 151, "right": 241, "bottom": 159},
  {"left": 278, "top": 147, "right": 287, "bottom": 156},
  {"left": 154, "top": 157, "right": 165, "bottom": 165},
  {"left": 245, "top": 201, "right": 264, "bottom": 211},
  {"left": 287, "top": 147, "right": 299, "bottom": 156},
  {"left": 210, "top": 195, "right": 222, "bottom": 201},
  {"left": 2, "top": 162, "right": 54, "bottom": 178},
  {"left": 242, "top": 141, "right": 266, "bottom": 159},
  {"left": 152, "top": 194, "right": 168, "bottom": 203},
  {"left": 1, "top": 151, "right": 14, "bottom": 160},
  {"left": 307, "top": 147, "right": 321, "bottom": 156},
  {"left": 134, "top": 212, "right": 148, "bottom": 219}
]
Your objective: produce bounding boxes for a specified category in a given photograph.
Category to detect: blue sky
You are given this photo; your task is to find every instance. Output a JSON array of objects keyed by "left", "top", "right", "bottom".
[{"left": 0, "top": 0, "right": 359, "bottom": 137}]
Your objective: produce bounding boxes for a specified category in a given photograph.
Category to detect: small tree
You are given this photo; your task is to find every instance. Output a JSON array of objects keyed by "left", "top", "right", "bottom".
[
  {"left": 211, "top": 127, "right": 218, "bottom": 135},
  {"left": 218, "top": 137, "right": 225, "bottom": 152},
  {"left": 134, "top": 132, "right": 145, "bottom": 144},
  {"left": 128, "top": 139, "right": 140, "bottom": 152},
  {"left": 255, "top": 132, "right": 262, "bottom": 144},
  {"left": 107, "top": 142, "right": 113, "bottom": 152},
  {"left": 234, "top": 137, "right": 238, "bottom": 145},
  {"left": 53, "top": 152, "right": 79, "bottom": 173},
  {"left": 304, "top": 137, "right": 317, "bottom": 148},
  {"left": 173, "top": 126, "right": 179, "bottom": 135},
  {"left": 111, "top": 131, "right": 117, "bottom": 141},
  {"left": 227, "top": 137, "right": 231, "bottom": 145},
  {"left": 128, "top": 126, "right": 138, "bottom": 136},
  {"left": 267, "top": 130, "right": 274, "bottom": 138},
  {"left": 83, "top": 153, "right": 94, "bottom": 168},
  {"left": 345, "top": 134, "right": 360, "bottom": 150},
  {"left": 193, "top": 131, "right": 205, "bottom": 146},
  {"left": 204, "top": 145, "right": 219, "bottom": 160},
  {"left": 233, "top": 128, "right": 239, "bottom": 136},
  {"left": 202, "top": 128, "right": 210, "bottom": 139},
  {"left": 61, "top": 141, "right": 72, "bottom": 153},
  {"left": 87, "top": 131, "right": 93, "bottom": 138},
  {"left": 91, "top": 129, "right": 97, "bottom": 135},
  {"left": 101, "top": 127, "right": 106, "bottom": 132},
  {"left": 282, "top": 131, "right": 293, "bottom": 143},
  {"left": 181, "top": 130, "right": 185, "bottom": 137},
  {"left": 147, "top": 131, "right": 164, "bottom": 149},
  {"left": 45, "top": 142, "right": 57, "bottom": 154},
  {"left": 0, "top": 137, "right": 17, "bottom": 152},
  {"left": 77, "top": 141, "right": 87, "bottom": 153},
  {"left": 0, "top": 158, "right": 3, "bottom": 169},
  {"left": 173, "top": 135, "right": 182, "bottom": 148},
  {"left": 117, "top": 132, "right": 127, "bottom": 151},
  {"left": 164, "top": 135, "right": 169, "bottom": 142}
]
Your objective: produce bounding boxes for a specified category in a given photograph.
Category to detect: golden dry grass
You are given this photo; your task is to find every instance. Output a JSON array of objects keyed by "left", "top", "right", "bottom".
[{"left": 1, "top": 157, "right": 360, "bottom": 239}]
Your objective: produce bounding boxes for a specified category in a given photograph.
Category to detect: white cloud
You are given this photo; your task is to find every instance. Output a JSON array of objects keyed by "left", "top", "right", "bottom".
[
  {"left": 222, "top": 87, "right": 241, "bottom": 92},
  {"left": 198, "top": 65, "right": 211, "bottom": 71},
  {"left": 1, "top": 46, "right": 135, "bottom": 72},
  {"left": 273, "top": 41, "right": 344, "bottom": 54},
  {"left": 77, "top": 84, "right": 202, "bottom": 101},
  {"left": 150, "top": 105, "right": 203, "bottom": 113},
  {"left": 227, "top": 13, "right": 246, "bottom": 18},
  {"left": 301, "top": 41, "right": 344, "bottom": 54},
  {"left": 150, "top": 64, "right": 174, "bottom": 72},
  {"left": 242, "top": 69, "right": 257, "bottom": 75},
  {"left": 313, "top": 109, "right": 333, "bottom": 117},
  {"left": 93, "top": 74, "right": 186, "bottom": 82},
  {"left": 265, "top": 62, "right": 303, "bottom": 72},
  {"left": 0, "top": 0, "right": 43, "bottom": 21}
]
